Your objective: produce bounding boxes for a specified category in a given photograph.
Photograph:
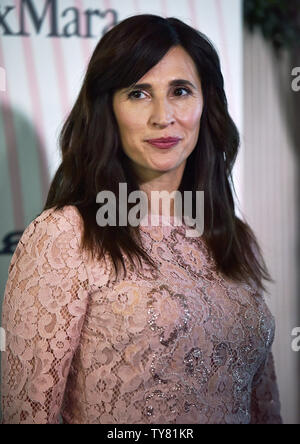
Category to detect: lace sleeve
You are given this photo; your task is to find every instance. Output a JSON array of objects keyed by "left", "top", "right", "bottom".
[
  {"left": 1, "top": 208, "right": 90, "bottom": 424},
  {"left": 250, "top": 349, "right": 283, "bottom": 424}
]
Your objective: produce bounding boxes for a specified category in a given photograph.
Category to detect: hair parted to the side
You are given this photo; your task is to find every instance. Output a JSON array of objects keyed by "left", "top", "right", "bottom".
[{"left": 44, "top": 14, "right": 274, "bottom": 294}]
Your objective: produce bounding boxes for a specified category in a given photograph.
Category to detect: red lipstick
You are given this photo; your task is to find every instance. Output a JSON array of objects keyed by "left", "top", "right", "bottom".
[{"left": 146, "top": 137, "right": 181, "bottom": 149}]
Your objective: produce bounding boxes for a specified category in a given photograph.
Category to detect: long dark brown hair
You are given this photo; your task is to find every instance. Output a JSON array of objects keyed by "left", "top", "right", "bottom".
[{"left": 44, "top": 14, "right": 273, "bottom": 293}]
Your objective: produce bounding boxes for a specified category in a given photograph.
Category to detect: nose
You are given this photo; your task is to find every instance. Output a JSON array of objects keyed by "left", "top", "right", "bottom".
[{"left": 149, "top": 98, "right": 175, "bottom": 128}]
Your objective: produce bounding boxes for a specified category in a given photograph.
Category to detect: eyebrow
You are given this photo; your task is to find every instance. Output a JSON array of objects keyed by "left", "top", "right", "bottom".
[{"left": 123, "top": 79, "right": 197, "bottom": 93}]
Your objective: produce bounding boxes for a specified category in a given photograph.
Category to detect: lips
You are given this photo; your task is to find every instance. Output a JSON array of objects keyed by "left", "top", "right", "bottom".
[
  {"left": 146, "top": 137, "right": 181, "bottom": 143},
  {"left": 145, "top": 137, "right": 181, "bottom": 149}
]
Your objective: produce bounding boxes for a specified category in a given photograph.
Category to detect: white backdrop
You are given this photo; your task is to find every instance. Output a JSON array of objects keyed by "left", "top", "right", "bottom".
[
  {"left": 0, "top": 0, "right": 243, "bottom": 420},
  {"left": 0, "top": 0, "right": 243, "bottom": 300}
]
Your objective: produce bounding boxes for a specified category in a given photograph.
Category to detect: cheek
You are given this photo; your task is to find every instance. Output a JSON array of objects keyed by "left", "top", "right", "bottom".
[
  {"left": 117, "top": 109, "right": 146, "bottom": 136},
  {"left": 114, "top": 109, "right": 145, "bottom": 156},
  {"left": 177, "top": 104, "right": 203, "bottom": 131}
]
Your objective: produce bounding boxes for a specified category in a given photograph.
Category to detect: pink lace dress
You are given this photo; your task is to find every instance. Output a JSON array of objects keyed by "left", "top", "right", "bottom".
[{"left": 1, "top": 206, "right": 282, "bottom": 424}]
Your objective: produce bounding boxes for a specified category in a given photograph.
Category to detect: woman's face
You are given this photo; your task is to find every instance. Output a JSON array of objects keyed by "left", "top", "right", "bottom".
[{"left": 112, "top": 46, "right": 203, "bottom": 182}]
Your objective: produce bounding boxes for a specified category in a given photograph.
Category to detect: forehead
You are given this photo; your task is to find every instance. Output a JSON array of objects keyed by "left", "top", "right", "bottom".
[{"left": 138, "top": 46, "right": 200, "bottom": 85}]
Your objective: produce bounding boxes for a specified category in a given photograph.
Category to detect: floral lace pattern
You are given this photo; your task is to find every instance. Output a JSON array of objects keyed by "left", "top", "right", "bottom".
[{"left": 1, "top": 206, "right": 282, "bottom": 424}]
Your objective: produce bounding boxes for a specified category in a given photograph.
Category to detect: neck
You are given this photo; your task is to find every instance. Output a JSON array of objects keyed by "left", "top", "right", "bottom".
[{"left": 137, "top": 168, "right": 184, "bottom": 218}]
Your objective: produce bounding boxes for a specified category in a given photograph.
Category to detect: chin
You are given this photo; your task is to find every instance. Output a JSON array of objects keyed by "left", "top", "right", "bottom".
[
  {"left": 153, "top": 166, "right": 177, "bottom": 174},
  {"left": 151, "top": 161, "right": 179, "bottom": 171}
]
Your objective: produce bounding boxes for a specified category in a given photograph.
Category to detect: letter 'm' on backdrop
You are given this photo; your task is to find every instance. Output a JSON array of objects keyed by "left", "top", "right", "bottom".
[{"left": 0, "top": 0, "right": 242, "bottom": 326}]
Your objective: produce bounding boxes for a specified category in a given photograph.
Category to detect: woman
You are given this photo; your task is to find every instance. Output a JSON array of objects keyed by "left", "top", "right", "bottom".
[{"left": 1, "top": 14, "right": 282, "bottom": 424}]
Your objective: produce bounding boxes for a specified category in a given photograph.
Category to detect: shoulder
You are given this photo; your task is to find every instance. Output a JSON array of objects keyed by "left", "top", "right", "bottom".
[
  {"left": 9, "top": 206, "right": 84, "bottom": 273},
  {"left": 32, "top": 205, "right": 83, "bottom": 230},
  {"left": 21, "top": 205, "right": 83, "bottom": 244}
]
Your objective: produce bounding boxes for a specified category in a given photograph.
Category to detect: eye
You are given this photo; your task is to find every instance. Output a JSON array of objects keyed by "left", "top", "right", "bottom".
[
  {"left": 127, "top": 90, "right": 147, "bottom": 100},
  {"left": 173, "top": 87, "right": 192, "bottom": 97}
]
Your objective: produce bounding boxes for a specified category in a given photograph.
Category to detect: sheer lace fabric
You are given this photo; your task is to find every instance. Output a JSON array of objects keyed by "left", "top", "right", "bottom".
[{"left": 1, "top": 206, "right": 282, "bottom": 424}]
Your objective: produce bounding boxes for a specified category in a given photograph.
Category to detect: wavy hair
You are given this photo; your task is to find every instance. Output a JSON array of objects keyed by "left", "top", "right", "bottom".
[{"left": 44, "top": 14, "right": 273, "bottom": 293}]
